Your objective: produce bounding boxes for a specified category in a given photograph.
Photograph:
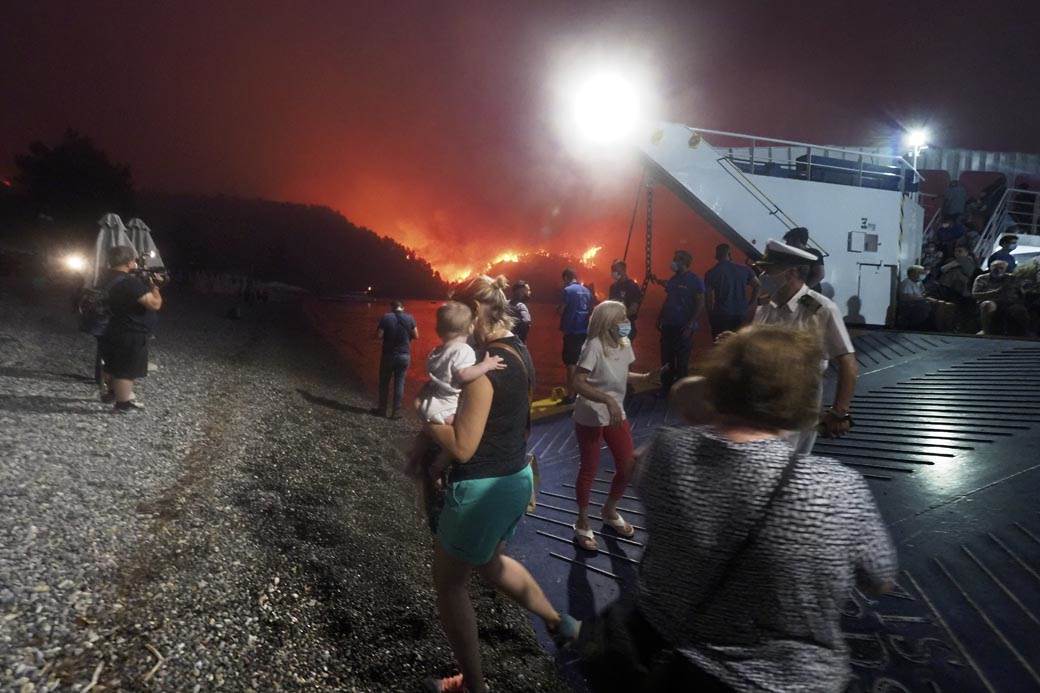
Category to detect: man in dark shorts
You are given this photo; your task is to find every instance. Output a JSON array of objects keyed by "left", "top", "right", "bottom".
[
  {"left": 608, "top": 260, "right": 643, "bottom": 342},
  {"left": 371, "top": 300, "right": 418, "bottom": 419},
  {"left": 99, "top": 245, "right": 163, "bottom": 412},
  {"left": 704, "top": 243, "right": 759, "bottom": 339},
  {"left": 557, "top": 268, "right": 591, "bottom": 404}
]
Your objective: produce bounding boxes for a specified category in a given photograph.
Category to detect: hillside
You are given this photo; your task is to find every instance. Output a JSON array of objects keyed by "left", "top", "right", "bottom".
[{"left": 138, "top": 192, "right": 448, "bottom": 298}]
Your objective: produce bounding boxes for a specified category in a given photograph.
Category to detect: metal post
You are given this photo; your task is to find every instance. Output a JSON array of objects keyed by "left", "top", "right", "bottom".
[
  {"left": 806, "top": 146, "right": 812, "bottom": 181},
  {"left": 645, "top": 182, "right": 654, "bottom": 286}
]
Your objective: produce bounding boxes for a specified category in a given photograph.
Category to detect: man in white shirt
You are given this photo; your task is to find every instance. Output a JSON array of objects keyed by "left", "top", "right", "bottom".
[{"left": 744, "top": 240, "right": 858, "bottom": 454}]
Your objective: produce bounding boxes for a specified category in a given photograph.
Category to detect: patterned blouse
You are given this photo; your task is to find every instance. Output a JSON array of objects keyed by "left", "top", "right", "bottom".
[{"left": 637, "top": 426, "right": 897, "bottom": 692}]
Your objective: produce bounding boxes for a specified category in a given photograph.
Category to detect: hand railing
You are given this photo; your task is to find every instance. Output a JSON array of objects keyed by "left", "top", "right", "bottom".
[
  {"left": 973, "top": 187, "right": 1039, "bottom": 260},
  {"left": 685, "top": 126, "right": 924, "bottom": 193}
]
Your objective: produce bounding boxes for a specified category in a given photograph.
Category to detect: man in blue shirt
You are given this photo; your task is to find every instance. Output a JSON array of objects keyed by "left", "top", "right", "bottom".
[
  {"left": 557, "top": 267, "right": 591, "bottom": 404},
  {"left": 371, "top": 300, "right": 418, "bottom": 419},
  {"left": 650, "top": 250, "right": 705, "bottom": 396},
  {"left": 987, "top": 233, "right": 1019, "bottom": 271},
  {"left": 704, "top": 243, "right": 760, "bottom": 339}
]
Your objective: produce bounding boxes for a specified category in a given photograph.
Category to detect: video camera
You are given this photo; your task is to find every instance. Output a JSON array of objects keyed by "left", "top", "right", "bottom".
[{"left": 132, "top": 251, "right": 169, "bottom": 286}]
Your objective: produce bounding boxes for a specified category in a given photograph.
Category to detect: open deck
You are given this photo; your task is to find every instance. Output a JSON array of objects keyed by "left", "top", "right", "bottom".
[{"left": 514, "top": 332, "right": 1040, "bottom": 692}]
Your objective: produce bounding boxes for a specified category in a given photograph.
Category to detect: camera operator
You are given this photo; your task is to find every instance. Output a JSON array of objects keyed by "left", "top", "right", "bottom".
[{"left": 99, "top": 245, "right": 163, "bottom": 412}]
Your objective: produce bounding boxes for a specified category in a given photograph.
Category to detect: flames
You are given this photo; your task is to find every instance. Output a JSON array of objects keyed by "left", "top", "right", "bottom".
[
  {"left": 581, "top": 245, "right": 603, "bottom": 266},
  {"left": 488, "top": 251, "right": 520, "bottom": 266},
  {"left": 441, "top": 245, "right": 604, "bottom": 284}
]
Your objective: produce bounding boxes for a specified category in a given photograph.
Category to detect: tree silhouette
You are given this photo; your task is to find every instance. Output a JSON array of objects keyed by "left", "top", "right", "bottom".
[{"left": 15, "top": 129, "right": 135, "bottom": 223}]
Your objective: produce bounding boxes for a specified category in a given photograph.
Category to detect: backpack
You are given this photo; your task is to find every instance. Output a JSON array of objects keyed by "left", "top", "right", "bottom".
[{"left": 76, "top": 274, "right": 128, "bottom": 336}]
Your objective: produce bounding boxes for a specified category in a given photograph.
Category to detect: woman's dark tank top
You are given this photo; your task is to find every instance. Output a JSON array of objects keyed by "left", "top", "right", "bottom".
[{"left": 449, "top": 336, "right": 534, "bottom": 483}]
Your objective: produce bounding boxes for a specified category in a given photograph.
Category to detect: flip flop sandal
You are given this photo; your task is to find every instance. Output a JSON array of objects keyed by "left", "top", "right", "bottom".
[
  {"left": 572, "top": 525, "right": 598, "bottom": 552},
  {"left": 602, "top": 512, "right": 636, "bottom": 538}
]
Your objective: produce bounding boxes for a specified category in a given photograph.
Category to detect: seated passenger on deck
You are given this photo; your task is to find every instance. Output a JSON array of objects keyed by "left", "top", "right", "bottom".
[
  {"left": 896, "top": 265, "right": 939, "bottom": 329},
  {"left": 972, "top": 260, "right": 1028, "bottom": 336}
]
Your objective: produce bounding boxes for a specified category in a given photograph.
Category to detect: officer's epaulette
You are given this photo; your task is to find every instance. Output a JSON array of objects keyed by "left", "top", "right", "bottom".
[{"left": 797, "top": 293, "right": 823, "bottom": 314}]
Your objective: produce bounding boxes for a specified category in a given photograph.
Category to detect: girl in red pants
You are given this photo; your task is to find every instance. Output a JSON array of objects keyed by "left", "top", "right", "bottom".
[{"left": 571, "top": 300, "right": 652, "bottom": 552}]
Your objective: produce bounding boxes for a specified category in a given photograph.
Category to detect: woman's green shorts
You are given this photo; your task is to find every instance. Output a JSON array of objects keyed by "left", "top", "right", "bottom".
[{"left": 437, "top": 464, "right": 534, "bottom": 566}]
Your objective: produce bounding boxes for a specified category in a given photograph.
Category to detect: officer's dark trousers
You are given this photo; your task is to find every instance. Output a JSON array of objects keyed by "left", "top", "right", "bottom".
[
  {"left": 377, "top": 354, "right": 410, "bottom": 414},
  {"left": 659, "top": 325, "right": 693, "bottom": 395}
]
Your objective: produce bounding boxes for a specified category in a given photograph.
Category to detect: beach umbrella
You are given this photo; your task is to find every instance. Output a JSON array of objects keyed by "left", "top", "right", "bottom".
[
  {"left": 125, "top": 218, "right": 164, "bottom": 269},
  {"left": 90, "top": 213, "right": 132, "bottom": 287}
]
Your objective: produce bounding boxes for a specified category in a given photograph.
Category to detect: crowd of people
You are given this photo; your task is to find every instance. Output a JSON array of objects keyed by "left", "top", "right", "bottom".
[
  {"left": 899, "top": 178, "right": 1040, "bottom": 336},
  {"left": 901, "top": 228, "right": 1038, "bottom": 336},
  {"left": 368, "top": 235, "right": 887, "bottom": 693}
]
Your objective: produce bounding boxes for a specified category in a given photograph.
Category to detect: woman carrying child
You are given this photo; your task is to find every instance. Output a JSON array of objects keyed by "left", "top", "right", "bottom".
[{"left": 419, "top": 275, "right": 578, "bottom": 693}]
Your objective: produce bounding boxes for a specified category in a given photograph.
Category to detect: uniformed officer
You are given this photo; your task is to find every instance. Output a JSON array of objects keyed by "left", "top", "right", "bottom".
[{"left": 721, "top": 239, "right": 857, "bottom": 454}]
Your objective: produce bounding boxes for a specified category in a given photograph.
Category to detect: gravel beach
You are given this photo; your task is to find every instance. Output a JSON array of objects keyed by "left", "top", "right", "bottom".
[{"left": 0, "top": 281, "right": 568, "bottom": 692}]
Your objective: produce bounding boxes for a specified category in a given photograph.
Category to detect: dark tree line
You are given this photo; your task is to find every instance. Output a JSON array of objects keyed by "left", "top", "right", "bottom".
[
  {"left": 0, "top": 130, "right": 448, "bottom": 298},
  {"left": 138, "top": 192, "right": 448, "bottom": 298}
]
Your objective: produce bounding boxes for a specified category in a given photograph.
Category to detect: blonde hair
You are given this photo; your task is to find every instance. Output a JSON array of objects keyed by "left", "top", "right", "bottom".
[
  {"left": 450, "top": 275, "right": 515, "bottom": 337},
  {"left": 697, "top": 324, "right": 823, "bottom": 430},
  {"left": 586, "top": 300, "right": 628, "bottom": 350},
  {"left": 436, "top": 301, "right": 473, "bottom": 340}
]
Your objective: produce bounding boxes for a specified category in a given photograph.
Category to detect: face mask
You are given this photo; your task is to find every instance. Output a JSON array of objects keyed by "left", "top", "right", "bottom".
[
  {"left": 670, "top": 261, "right": 681, "bottom": 273},
  {"left": 616, "top": 322, "right": 632, "bottom": 338},
  {"left": 991, "top": 271, "right": 1006, "bottom": 281},
  {"left": 760, "top": 272, "right": 786, "bottom": 296},
  {"left": 1007, "top": 243, "right": 1018, "bottom": 251},
  {"left": 611, "top": 272, "right": 622, "bottom": 281}
]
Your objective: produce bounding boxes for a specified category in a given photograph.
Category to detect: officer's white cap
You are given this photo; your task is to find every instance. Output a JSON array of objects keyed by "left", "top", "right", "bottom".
[{"left": 754, "top": 239, "right": 818, "bottom": 267}]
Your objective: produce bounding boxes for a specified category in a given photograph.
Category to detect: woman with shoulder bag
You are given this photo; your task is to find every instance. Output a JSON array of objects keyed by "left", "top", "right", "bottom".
[{"left": 582, "top": 325, "right": 897, "bottom": 692}]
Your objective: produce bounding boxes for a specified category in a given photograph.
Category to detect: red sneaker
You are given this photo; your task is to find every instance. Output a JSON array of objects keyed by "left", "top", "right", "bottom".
[{"left": 424, "top": 673, "right": 469, "bottom": 692}]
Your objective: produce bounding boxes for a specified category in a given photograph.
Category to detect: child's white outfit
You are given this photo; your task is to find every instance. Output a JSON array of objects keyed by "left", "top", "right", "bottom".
[{"left": 416, "top": 340, "right": 476, "bottom": 424}]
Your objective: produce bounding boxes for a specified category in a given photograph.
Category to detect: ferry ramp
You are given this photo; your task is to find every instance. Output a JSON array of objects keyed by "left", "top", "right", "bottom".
[{"left": 512, "top": 333, "right": 1040, "bottom": 692}]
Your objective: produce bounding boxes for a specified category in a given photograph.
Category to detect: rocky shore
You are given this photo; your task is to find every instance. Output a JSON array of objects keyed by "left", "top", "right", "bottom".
[{"left": 0, "top": 282, "right": 567, "bottom": 692}]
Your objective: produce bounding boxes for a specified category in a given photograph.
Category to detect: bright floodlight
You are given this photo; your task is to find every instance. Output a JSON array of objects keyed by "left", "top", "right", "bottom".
[
  {"left": 905, "top": 128, "right": 929, "bottom": 150},
  {"left": 63, "top": 254, "right": 86, "bottom": 272},
  {"left": 572, "top": 71, "right": 641, "bottom": 145}
]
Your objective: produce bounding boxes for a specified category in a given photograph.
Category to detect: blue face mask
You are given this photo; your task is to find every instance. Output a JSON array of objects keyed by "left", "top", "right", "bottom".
[
  {"left": 617, "top": 322, "right": 632, "bottom": 338},
  {"left": 1007, "top": 243, "right": 1018, "bottom": 251}
]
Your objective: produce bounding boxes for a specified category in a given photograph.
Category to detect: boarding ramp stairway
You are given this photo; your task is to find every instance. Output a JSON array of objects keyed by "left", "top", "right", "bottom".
[
  {"left": 974, "top": 187, "right": 1040, "bottom": 266},
  {"left": 514, "top": 335, "right": 1040, "bottom": 692},
  {"left": 639, "top": 124, "right": 926, "bottom": 325}
]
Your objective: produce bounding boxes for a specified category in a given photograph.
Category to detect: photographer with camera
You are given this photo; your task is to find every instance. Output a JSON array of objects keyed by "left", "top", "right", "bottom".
[{"left": 99, "top": 245, "right": 164, "bottom": 412}]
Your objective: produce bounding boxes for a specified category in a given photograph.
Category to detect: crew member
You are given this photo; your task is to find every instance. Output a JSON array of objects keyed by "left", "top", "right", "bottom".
[
  {"left": 608, "top": 260, "right": 643, "bottom": 342},
  {"left": 736, "top": 239, "right": 857, "bottom": 454},
  {"left": 704, "top": 243, "right": 759, "bottom": 338},
  {"left": 649, "top": 249, "right": 704, "bottom": 396}
]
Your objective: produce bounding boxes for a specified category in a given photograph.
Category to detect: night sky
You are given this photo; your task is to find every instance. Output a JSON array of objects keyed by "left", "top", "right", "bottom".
[{"left": 2, "top": 1, "right": 1038, "bottom": 279}]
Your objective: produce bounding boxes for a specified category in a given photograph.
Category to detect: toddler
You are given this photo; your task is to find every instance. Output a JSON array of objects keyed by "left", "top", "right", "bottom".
[{"left": 415, "top": 301, "right": 504, "bottom": 424}]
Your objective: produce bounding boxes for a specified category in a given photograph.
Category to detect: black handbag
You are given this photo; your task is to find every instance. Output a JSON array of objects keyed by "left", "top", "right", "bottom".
[{"left": 579, "top": 453, "right": 801, "bottom": 692}]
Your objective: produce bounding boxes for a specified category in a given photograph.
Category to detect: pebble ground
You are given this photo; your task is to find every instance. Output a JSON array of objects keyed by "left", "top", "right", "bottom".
[{"left": 0, "top": 281, "right": 568, "bottom": 692}]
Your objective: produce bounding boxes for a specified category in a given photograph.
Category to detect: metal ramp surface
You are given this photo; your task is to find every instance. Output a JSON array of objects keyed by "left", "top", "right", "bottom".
[{"left": 510, "top": 334, "right": 1040, "bottom": 692}]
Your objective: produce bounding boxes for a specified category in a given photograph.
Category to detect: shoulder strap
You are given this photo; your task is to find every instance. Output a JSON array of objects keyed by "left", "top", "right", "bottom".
[
  {"left": 485, "top": 339, "right": 533, "bottom": 399},
  {"left": 688, "top": 454, "right": 801, "bottom": 614}
]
